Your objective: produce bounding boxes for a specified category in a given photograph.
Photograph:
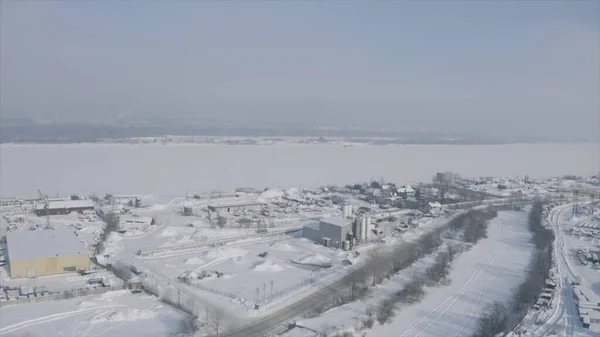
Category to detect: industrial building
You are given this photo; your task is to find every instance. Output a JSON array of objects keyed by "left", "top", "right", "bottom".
[
  {"left": 208, "top": 199, "right": 264, "bottom": 213},
  {"left": 35, "top": 200, "right": 95, "bottom": 216},
  {"left": 427, "top": 201, "right": 443, "bottom": 216},
  {"left": 303, "top": 217, "right": 353, "bottom": 249},
  {"left": 118, "top": 215, "right": 155, "bottom": 232},
  {"left": 0, "top": 215, "right": 8, "bottom": 242},
  {"left": 6, "top": 229, "right": 90, "bottom": 278}
]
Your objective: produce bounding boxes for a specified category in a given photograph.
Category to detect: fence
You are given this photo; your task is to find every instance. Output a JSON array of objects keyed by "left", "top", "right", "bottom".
[
  {"left": 178, "top": 265, "right": 339, "bottom": 309},
  {"left": 142, "top": 274, "right": 204, "bottom": 317},
  {"left": 138, "top": 228, "right": 301, "bottom": 257},
  {"left": 0, "top": 284, "right": 127, "bottom": 307}
]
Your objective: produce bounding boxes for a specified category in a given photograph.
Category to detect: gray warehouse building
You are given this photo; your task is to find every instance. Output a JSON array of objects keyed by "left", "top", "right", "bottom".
[{"left": 303, "top": 217, "right": 352, "bottom": 249}]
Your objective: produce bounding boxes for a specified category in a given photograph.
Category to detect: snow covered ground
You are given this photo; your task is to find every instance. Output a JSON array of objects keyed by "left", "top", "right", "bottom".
[
  {"left": 141, "top": 237, "right": 356, "bottom": 315},
  {"left": 1, "top": 143, "right": 597, "bottom": 197},
  {"left": 0, "top": 290, "right": 185, "bottom": 337},
  {"left": 283, "top": 210, "right": 535, "bottom": 337}
]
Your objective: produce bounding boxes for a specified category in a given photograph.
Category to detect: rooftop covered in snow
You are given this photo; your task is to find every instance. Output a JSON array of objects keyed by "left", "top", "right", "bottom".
[
  {"left": 7, "top": 229, "right": 88, "bottom": 260},
  {"left": 320, "top": 217, "right": 352, "bottom": 228},
  {"left": 35, "top": 199, "right": 95, "bottom": 211},
  {"left": 208, "top": 199, "right": 264, "bottom": 209}
]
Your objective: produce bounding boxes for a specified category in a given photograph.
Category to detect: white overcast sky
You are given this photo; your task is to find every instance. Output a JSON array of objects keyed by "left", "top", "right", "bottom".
[{"left": 1, "top": 1, "right": 599, "bottom": 140}]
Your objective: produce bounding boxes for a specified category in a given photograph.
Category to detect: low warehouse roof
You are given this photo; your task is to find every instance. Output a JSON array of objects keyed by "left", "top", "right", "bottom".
[
  {"left": 35, "top": 199, "right": 95, "bottom": 211},
  {"left": 7, "top": 229, "right": 88, "bottom": 260},
  {"left": 321, "top": 217, "right": 351, "bottom": 228}
]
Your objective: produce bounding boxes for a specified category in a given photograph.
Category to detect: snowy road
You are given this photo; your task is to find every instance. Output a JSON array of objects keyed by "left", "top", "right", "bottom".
[{"left": 533, "top": 203, "right": 593, "bottom": 337}]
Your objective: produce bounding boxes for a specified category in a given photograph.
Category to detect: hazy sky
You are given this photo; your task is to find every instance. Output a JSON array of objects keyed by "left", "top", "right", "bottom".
[{"left": 1, "top": 1, "right": 599, "bottom": 140}]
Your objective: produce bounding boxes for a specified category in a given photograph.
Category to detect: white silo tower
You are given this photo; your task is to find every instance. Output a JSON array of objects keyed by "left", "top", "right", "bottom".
[
  {"left": 354, "top": 217, "right": 362, "bottom": 242},
  {"left": 361, "top": 216, "right": 367, "bottom": 241},
  {"left": 365, "top": 216, "right": 371, "bottom": 240},
  {"left": 347, "top": 204, "right": 353, "bottom": 217},
  {"left": 342, "top": 205, "right": 349, "bottom": 218}
]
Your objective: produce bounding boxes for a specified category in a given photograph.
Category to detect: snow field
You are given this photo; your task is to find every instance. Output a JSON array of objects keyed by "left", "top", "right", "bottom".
[
  {"left": 2, "top": 143, "right": 597, "bottom": 198},
  {"left": 0, "top": 289, "right": 185, "bottom": 337},
  {"left": 154, "top": 237, "right": 355, "bottom": 315},
  {"left": 375, "top": 210, "right": 534, "bottom": 337}
]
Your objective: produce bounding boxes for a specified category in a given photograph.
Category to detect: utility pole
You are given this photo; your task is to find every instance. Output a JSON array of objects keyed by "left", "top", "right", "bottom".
[
  {"left": 263, "top": 283, "right": 266, "bottom": 303},
  {"left": 270, "top": 280, "right": 274, "bottom": 299},
  {"left": 256, "top": 287, "right": 259, "bottom": 304}
]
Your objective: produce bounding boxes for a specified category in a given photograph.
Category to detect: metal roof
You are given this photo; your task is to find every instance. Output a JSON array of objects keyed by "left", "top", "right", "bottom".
[
  {"left": 7, "top": 229, "right": 88, "bottom": 260},
  {"left": 35, "top": 199, "right": 95, "bottom": 211},
  {"left": 303, "top": 221, "right": 321, "bottom": 231},
  {"left": 320, "top": 217, "right": 351, "bottom": 228}
]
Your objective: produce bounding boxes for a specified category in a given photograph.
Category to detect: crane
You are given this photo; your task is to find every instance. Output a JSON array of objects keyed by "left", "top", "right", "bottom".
[{"left": 37, "top": 189, "right": 52, "bottom": 229}]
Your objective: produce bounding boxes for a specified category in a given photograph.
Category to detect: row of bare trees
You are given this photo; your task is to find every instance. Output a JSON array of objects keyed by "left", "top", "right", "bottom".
[
  {"left": 143, "top": 274, "right": 230, "bottom": 336},
  {"left": 307, "top": 207, "right": 500, "bottom": 321},
  {"left": 472, "top": 202, "right": 553, "bottom": 337},
  {"left": 373, "top": 208, "right": 499, "bottom": 326},
  {"left": 93, "top": 210, "right": 120, "bottom": 255}
]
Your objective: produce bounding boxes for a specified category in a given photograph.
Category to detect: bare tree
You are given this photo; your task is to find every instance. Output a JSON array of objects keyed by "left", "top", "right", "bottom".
[
  {"left": 474, "top": 301, "right": 508, "bottom": 337},
  {"left": 216, "top": 215, "right": 227, "bottom": 229},
  {"left": 365, "top": 247, "right": 393, "bottom": 286},
  {"left": 175, "top": 314, "right": 199, "bottom": 335},
  {"left": 206, "top": 308, "right": 227, "bottom": 336}
]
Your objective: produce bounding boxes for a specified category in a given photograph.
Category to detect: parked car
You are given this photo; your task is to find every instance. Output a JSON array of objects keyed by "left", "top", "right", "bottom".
[{"left": 258, "top": 252, "right": 268, "bottom": 258}]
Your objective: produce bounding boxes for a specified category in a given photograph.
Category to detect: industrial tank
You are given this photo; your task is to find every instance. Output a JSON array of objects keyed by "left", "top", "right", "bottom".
[
  {"left": 354, "top": 217, "right": 362, "bottom": 242},
  {"left": 361, "top": 217, "right": 367, "bottom": 241}
]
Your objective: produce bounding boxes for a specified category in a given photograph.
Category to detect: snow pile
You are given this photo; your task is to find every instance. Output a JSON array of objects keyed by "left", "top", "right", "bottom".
[
  {"left": 103, "top": 233, "right": 123, "bottom": 255},
  {"left": 293, "top": 253, "right": 332, "bottom": 267},
  {"left": 100, "top": 290, "right": 128, "bottom": 301},
  {"left": 259, "top": 189, "right": 284, "bottom": 200},
  {"left": 78, "top": 300, "right": 97, "bottom": 309},
  {"left": 161, "top": 228, "right": 177, "bottom": 237},
  {"left": 251, "top": 260, "right": 285, "bottom": 272},
  {"left": 107, "top": 232, "right": 123, "bottom": 242},
  {"left": 232, "top": 256, "right": 247, "bottom": 263},
  {"left": 178, "top": 270, "right": 218, "bottom": 283},
  {"left": 203, "top": 247, "right": 247, "bottom": 259},
  {"left": 284, "top": 188, "right": 300, "bottom": 197},
  {"left": 91, "top": 308, "right": 158, "bottom": 323},
  {"left": 95, "top": 254, "right": 110, "bottom": 266},
  {"left": 269, "top": 242, "right": 296, "bottom": 251},
  {"left": 184, "top": 257, "right": 205, "bottom": 265},
  {"left": 380, "top": 236, "right": 400, "bottom": 245}
]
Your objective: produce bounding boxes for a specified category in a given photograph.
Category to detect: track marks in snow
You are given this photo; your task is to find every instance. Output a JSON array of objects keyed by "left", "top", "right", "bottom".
[
  {"left": 400, "top": 219, "right": 512, "bottom": 337},
  {"left": 0, "top": 305, "right": 126, "bottom": 335}
]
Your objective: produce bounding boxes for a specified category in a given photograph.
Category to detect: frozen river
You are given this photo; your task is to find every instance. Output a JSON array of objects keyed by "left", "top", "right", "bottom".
[{"left": 0, "top": 142, "right": 598, "bottom": 197}]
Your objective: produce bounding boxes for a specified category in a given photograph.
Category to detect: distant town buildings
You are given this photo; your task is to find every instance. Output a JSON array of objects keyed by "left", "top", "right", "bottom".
[{"left": 208, "top": 199, "right": 264, "bottom": 213}]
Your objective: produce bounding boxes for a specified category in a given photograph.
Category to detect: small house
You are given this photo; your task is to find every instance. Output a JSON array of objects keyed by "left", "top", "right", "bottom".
[
  {"left": 426, "top": 202, "right": 443, "bottom": 217},
  {"left": 118, "top": 216, "right": 154, "bottom": 232}
]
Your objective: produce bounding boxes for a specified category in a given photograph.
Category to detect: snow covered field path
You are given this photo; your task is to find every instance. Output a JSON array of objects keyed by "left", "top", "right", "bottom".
[{"left": 372, "top": 210, "right": 534, "bottom": 337}]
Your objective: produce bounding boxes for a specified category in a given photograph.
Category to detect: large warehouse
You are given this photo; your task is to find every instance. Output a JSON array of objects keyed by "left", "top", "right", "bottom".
[
  {"left": 303, "top": 217, "right": 353, "bottom": 249},
  {"left": 35, "top": 199, "right": 95, "bottom": 216},
  {"left": 208, "top": 199, "right": 264, "bottom": 213},
  {"left": 7, "top": 229, "right": 90, "bottom": 278}
]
